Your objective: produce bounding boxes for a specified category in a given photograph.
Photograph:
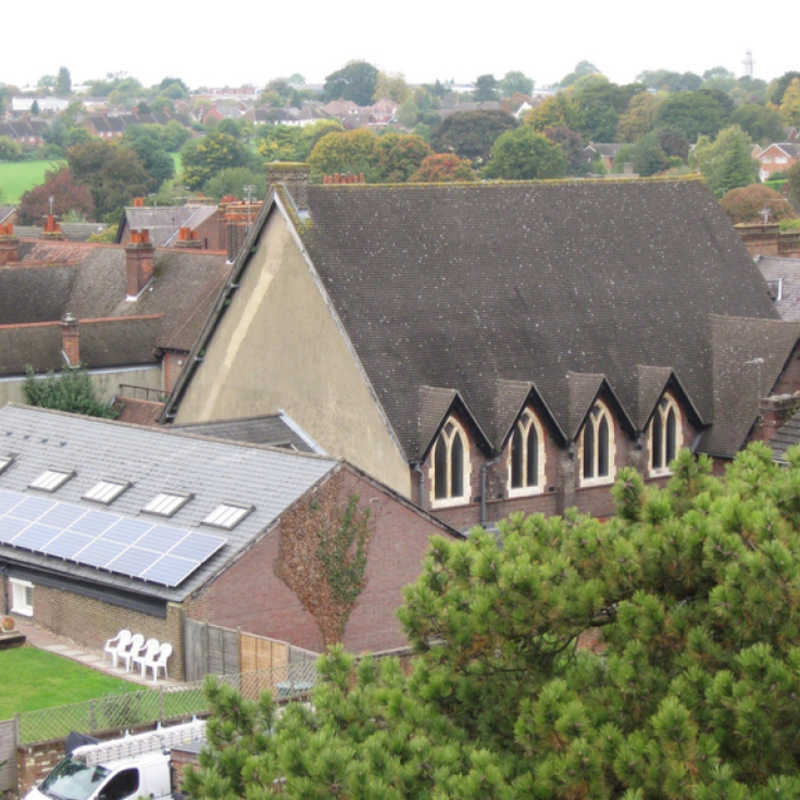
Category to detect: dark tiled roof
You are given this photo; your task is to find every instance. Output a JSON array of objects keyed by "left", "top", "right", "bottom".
[
  {"left": 15, "top": 223, "right": 108, "bottom": 242},
  {"left": 702, "top": 314, "right": 800, "bottom": 456},
  {"left": 300, "top": 180, "right": 779, "bottom": 458},
  {"left": 171, "top": 414, "right": 318, "bottom": 452},
  {"left": 756, "top": 256, "right": 800, "bottom": 322},
  {"left": 770, "top": 407, "right": 800, "bottom": 462},
  {"left": 121, "top": 205, "right": 218, "bottom": 247},
  {"left": 0, "top": 404, "right": 338, "bottom": 601}
]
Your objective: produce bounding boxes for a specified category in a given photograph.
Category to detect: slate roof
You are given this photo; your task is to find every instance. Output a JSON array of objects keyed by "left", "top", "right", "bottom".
[
  {"left": 0, "top": 404, "right": 338, "bottom": 602},
  {"left": 0, "top": 243, "right": 229, "bottom": 372},
  {"left": 165, "top": 179, "right": 792, "bottom": 461},
  {"left": 758, "top": 142, "right": 800, "bottom": 159},
  {"left": 172, "top": 414, "right": 320, "bottom": 453},
  {"left": 14, "top": 223, "right": 108, "bottom": 242},
  {"left": 118, "top": 205, "right": 219, "bottom": 247},
  {"left": 298, "top": 180, "right": 781, "bottom": 459},
  {"left": 770, "top": 407, "right": 800, "bottom": 462},
  {"left": 0, "top": 206, "right": 14, "bottom": 224},
  {"left": 756, "top": 256, "right": 800, "bottom": 322}
]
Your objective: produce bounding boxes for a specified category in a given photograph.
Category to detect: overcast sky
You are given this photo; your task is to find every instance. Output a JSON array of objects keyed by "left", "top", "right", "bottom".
[{"left": 6, "top": 0, "right": 798, "bottom": 91}]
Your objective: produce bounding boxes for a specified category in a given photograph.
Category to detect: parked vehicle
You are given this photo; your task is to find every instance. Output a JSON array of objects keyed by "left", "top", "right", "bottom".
[{"left": 24, "top": 719, "right": 206, "bottom": 800}]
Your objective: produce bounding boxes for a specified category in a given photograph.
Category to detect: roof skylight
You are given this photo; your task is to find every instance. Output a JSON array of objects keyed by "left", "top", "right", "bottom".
[
  {"left": 143, "top": 492, "right": 191, "bottom": 517},
  {"left": 202, "top": 503, "right": 253, "bottom": 530},
  {"left": 83, "top": 480, "right": 129, "bottom": 505},
  {"left": 29, "top": 469, "right": 73, "bottom": 492},
  {"left": 0, "top": 455, "right": 13, "bottom": 474}
]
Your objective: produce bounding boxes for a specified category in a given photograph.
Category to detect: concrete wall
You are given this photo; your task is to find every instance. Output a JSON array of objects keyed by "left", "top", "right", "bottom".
[{"left": 173, "top": 208, "right": 411, "bottom": 496}]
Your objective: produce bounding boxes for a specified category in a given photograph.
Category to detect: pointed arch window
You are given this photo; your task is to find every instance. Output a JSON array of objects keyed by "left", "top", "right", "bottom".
[
  {"left": 649, "top": 393, "right": 682, "bottom": 475},
  {"left": 430, "top": 417, "right": 471, "bottom": 507},
  {"left": 579, "top": 400, "right": 616, "bottom": 486},
  {"left": 508, "top": 409, "right": 546, "bottom": 496}
]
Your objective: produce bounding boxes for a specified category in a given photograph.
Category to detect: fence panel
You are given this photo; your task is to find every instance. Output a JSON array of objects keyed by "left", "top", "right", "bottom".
[
  {"left": 184, "top": 619, "right": 241, "bottom": 679},
  {"left": 0, "top": 717, "right": 17, "bottom": 793},
  {"left": 184, "top": 619, "right": 208, "bottom": 682}
]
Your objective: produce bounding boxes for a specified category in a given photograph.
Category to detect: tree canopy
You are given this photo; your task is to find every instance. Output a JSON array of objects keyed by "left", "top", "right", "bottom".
[
  {"left": 432, "top": 110, "right": 518, "bottom": 164},
  {"left": 323, "top": 61, "right": 379, "bottom": 106},
  {"left": 181, "top": 131, "right": 254, "bottom": 190},
  {"left": 483, "top": 126, "right": 567, "bottom": 180},
  {"left": 186, "top": 445, "right": 800, "bottom": 798},
  {"left": 693, "top": 125, "right": 758, "bottom": 198},
  {"left": 17, "top": 166, "right": 94, "bottom": 225}
]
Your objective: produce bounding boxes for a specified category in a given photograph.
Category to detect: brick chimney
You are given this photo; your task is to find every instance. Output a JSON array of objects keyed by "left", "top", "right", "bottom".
[
  {"left": 0, "top": 223, "right": 19, "bottom": 266},
  {"left": 265, "top": 161, "right": 309, "bottom": 210},
  {"left": 42, "top": 213, "right": 65, "bottom": 240},
  {"left": 175, "top": 226, "right": 201, "bottom": 248},
  {"left": 132, "top": 197, "right": 145, "bottom": 207},
  {"left": 61, "top": 312, "right": 79, "bottom": 366},
  {"left": 125, "top": 229, "right": 155, "bottom": 298}
]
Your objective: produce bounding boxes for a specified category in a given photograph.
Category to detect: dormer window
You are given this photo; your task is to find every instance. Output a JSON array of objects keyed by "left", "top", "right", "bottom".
[
  {"left": 84, "top": 480, "right": 129, "bottom": 505},
  {"left": 649, "top": 393, "right": 682, "bottom": 476},
  {"left": 508, "top": 409, "right": 545, "bottom": 497},
  {"left": 430, "top": 417, "right": 471, "bottom": 507},
  {"left": 203, "top": 503, "right": 253, "bottom": 530},
  {"left": 579, "top": 401, "right": 616, "bottom": 487},
  {"left": 29, "top": 469, "right": 74, "bottom": 492},
  {"left": 143, "top": 492, "right": 191, "bottom": 517}
]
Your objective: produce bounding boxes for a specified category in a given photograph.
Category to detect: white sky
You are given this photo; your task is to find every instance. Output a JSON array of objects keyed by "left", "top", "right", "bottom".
[{"left": 5, "top": 0, "right": 798, "bottom": 91}]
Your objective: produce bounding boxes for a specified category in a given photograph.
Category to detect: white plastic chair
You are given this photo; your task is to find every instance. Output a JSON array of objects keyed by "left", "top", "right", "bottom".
[
  {"left": 103, "top": 629, "right": 132, "bottom": 668},
  {"left": 131, "top": 637, "right": 160, "bottom": 676},
  {"left": 144, "top": 642, "right": 172, "bottom": 682},
  {"left": 117, "top": 633, "right": 149, "bottom": 672}
]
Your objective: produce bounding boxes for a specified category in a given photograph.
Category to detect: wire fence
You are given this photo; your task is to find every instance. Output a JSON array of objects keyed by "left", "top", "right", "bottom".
[{"left": 15, "top": 661, "right": 318, "bottom": 745}]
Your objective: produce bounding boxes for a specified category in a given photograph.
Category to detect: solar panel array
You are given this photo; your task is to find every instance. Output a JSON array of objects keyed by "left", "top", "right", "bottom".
[{"left": 0, "top": 488, "right": 227, "bottom": 588}]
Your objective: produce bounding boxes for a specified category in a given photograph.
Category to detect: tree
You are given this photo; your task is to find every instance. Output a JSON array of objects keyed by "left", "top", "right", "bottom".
[
  {"left": 473, "top": 74, "right": 498, "bottom": 102},
  {"left": 636, "top": 69, "right": 702, "bottom": 92},
  {"left": 157, "top": 76, "right": 189, "bottom": 99},
  {"left": 188, "top": 445, "right": 800, "bottom": 798},
  {"left": 23, "top": 366, "right": 117, "bottom": 418},
  {"left": 55, "top": 66, "right": 71, "bottom": 95},
  {"left": 323, "top": 61, "right": 379, "bottom": 106},
  {"left": 655, "top": 89, "right": 732, "bottom": 141},
  {"left": 408, "top": 153, "right": 476, "bottom": 182},
  {"left": 543, "top": 125, "right": 589, "bottom": 175},
  {"left": 373, "top": 72, "right": 411, "bottom": 104},
  {"left": 0, "top": 136, "right": 22, "bottom": 161},
  {"left": 785, "top": 160, "right": 800, "bottom": 207},
  {"left": 500, "top": 71, "right": 534, "bottom": 98},
  {"left": 181, "top": 131, "right": 253, "bottom": 190},
  {"left": 719, "top": 184, "right": 796, "bottom": 224},
  {"left": 779, "top": 78, "right": 800, "bottom": 126},
  {"left": 67, "top": 139, "right": 151, "bottom": 220},
  {"left": 202, "top": 166, "right": 267, "bottom": 201},
  {"left": 307, "top": 128, "right": 380, "bottom": 181},
  {"left": 374, "top": 133, "right": 432, "bottom": 182},
  {"left": 483, "top": 126, "right": 567, "bottom": 179},
  {"left": 123, "top": 124, "right": 175, "bottom": 189},
  {"left": 569, "top": 76, "right": 643, "bottom": 142},
  {"left": 730, "top": 104, "right": 786, "bottom": 144},
  {"left": 525, "top": 93, "right": 582, "bottom": 133},
  {"left": 693, "top": 125, "right": 758, "bottom": 198},
  {"left": 770, "top": 71, "right": 800, "bottom": 105},
  {"left": 629, "top": 130, "right": 670, "bottom": 176},
  {"left": 17, "top": 166, "right": 94, "bottom": 224},
  {"left": 432, "top": 110, "right": 518, "bottom": 163},
  {"left": 616, "top": 91, "right": 662, "bottom": 142},
  {"left": 560, "top": 59, "right": 600, "bottom": 87}
]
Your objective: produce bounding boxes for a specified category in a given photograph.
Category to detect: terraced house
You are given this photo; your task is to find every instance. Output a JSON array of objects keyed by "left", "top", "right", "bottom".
[{"left": 160, "top": 172, "right": 800, "bottom": 528}]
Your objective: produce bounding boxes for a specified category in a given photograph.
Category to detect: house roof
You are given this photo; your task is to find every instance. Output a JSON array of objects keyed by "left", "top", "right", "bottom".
[
  {"left": 769, "top": 406, "right": 800, "bottom": 463},
  {"left": 118, "top": 205, "right": 219, "bottom": 247},
  {"left": 757, "top": 142, "right": 800, "bottom": 160},
  {"left": 756, "top": 256, "right": 800, "bottom": 322},
  {"left": 0, "top": 243, "right": 229, "bottom": 372},
  {"left": 14, "top": 223, "right": 109, "bottom": 242},
  {"left": 165, "top": 178, "right": 789, "bottom": 461},
  {"left": 0, "top": 404, "right": 339, "bottom": 602},
  {"left": 171, "top": 413, "right": 320, "bottom": 453}
]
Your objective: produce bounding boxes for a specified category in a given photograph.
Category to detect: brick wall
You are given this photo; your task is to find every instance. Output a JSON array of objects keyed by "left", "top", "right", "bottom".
[
  {"left": 186, "top": 466, "right": 453, "bottom": 654},
  {"left": 2, "top": 579, "right": 185, "bottom": 681}
]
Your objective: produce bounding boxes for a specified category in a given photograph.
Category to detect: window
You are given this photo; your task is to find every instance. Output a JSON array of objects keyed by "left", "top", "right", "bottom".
[
  {"left": 203, "top": 503, "right": 253, "bottom": 530},
  {"left": 84, "top": 480, "right": 129, "bottom": 505},
  {"left": 30, "top": 469, "right": 73, "bottom": 492},
  {"left": 143, "top": 492, "right": 191, "bottom": 517},
  {"left": 579, "top": 400, "right": 616, "bottom": 486},
  {"left": 10, "top": 578, "right": 33, "bottom": 616},
  {"left": 430, "top": 418, "right": 471, "bottom": 507},
  {"left": 508, "top": 409, "right": 546, "bottom": 496},
  {"left": 649, "top": 393, "right": 682, "bottom": 475}
]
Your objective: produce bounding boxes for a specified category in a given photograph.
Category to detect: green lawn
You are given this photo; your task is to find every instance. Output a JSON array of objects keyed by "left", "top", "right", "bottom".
[
  {"left": 0, "top": 646, "right": 137, "bottom": 718},
  {"left": 0, "top": 159, "right": 65, "bottom": 204}
]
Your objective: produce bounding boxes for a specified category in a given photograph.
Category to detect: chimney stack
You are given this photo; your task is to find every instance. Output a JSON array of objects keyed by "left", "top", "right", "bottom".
[
  {"left": 61, "top": 312, "right": 79, "bottom": 367},
  {"left": 43, "top": 213, "right": 65, "bottom": 240},
  {"left": 0, "top": 223, "right": 19, "bottom": 266},
  {"left": 265, "top": 161, "right": 309, "bottom": 210},
  {"left": 176, "top": 226, "right": 201, "bottom": 248},
  {"left": 125, "top": 229, "right": 155, "bottom": 298}
]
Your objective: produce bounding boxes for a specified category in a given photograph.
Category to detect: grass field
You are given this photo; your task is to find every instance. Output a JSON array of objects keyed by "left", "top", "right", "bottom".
[
  {"left": 0, "top": 646, "right": 137, "bottom": 718},
  {"left": 0, "top": 159, "right": 65, "bottom": 204}
]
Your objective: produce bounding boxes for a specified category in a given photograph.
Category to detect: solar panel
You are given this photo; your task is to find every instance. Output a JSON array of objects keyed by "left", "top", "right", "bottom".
[{"left": 0, "top": 488, "right": 227, "bottom": 588}]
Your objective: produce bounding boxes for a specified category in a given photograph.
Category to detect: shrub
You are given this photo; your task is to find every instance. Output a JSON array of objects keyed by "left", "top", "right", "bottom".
[
  {"left": 719, "top": 183, "right": 796, "bottom": 224},
  {"left": 23, "top": 366, "right": 118, "bottom": 418}
]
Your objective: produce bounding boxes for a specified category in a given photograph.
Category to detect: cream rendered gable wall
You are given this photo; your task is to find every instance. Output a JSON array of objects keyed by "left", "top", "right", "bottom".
[{"left": 173, "top": 208, "right": 412, "bottom": 497}]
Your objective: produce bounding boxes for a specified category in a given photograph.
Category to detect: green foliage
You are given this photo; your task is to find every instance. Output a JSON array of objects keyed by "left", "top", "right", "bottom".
[
  {"left": 560, "top": 60, "right": 601, "bottom": 88},
  {"left": 637, "top": 69, "right": 702, "bottom": 92},
  {"left": 56, "top": 66, "right": 71, "bottom": 95},
  {"left": 190, "top": 445, "right": 800, "bottom": 798},
  {"left": 770, "top": 71, "right": 800, "bottom": 105},
  {"left": 374, "top": 132, "right": 432, "bottom": 182},
  {"left": 0, "top": 159, "right": 66, "bottom": 204},
  {"left": 788, "top": 161, "right": 800, "bottom": 207},
  {"left": 307, "top": 128, "right": 379, "bottom": 181},
  {"left": 203, "top": 166, "right": 266, "bottom": 201},
  {"left": 0, "top": 135, "right": 23, "bottom": 160},
  {"left": 483, "top": 126, "right": 567, "bottom": 179},
  {"left": 432, "top": 109, "right": 518, "bottom": 164},
  {"left": 779, "top": 78, "right": 800, "bottom": 126},
  {"left": 181, "top": 131, "right": 253, "bottom": 190},
  {"left": 569, "top": 76, "right": 644, "bottom": 142},
  {"left": 473, "top": 74, "right": 499, "bottom": 102},
  {"left": 323, "top": 60, "right": 379, "bottom": 106},
  {"left": 123, "top": 124, "right": 175, "bottom": 189},
  {"left": 500, "top": 71, "right": 534, "bottom": 98},
  {"left": 693, "top": 125, "right": 758, "bottom": 198},
  {"left": 23, "top": 366, "right": 117, "bottom": 418},
  {"left": 17, "top": 166, "right": 94, "bottom": 224},
  {"left": 616, "top": 91, "right": 662, "bottom": 143},
  {"left": 408, "top": 153, "right": 476, "bottom": 182},
  {"left": 730, "top": 104, "right": 786, "bottom": 144},
  {"left": 87, "top": 224, "right": 117, "bottom": 243},
  {"left": 655, "top": 89, "right": 732, "bottom": 142}
]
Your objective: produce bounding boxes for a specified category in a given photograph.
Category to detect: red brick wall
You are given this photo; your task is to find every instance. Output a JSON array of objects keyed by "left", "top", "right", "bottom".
[
  {"left": 162, "top": 351, "right": 188, "bottom": 394},
  {"left": 186, "top": 467, "right": 452, "bottom": 654}
]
